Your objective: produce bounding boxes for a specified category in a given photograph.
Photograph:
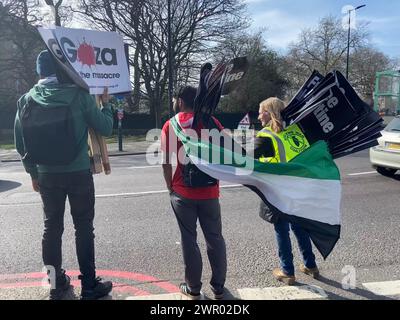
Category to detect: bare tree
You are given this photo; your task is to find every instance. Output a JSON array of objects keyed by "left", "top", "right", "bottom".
[
  {"left": 395, "top": 57, "right": 400, "bottom": 69},
  {"left": 72, "top": 0, "right": 248, "bottom": 127},
  {"left": 0, "top": 0, "right": 42, "bottom": 24},
  {"left": 349, "top": 46, "right": 394, "bottom": 104},
  {"left": 285, "top": 15, "right": 369, "bottom": 93},
  {"left": 41, "top": 0, "right": 74, "bottom": 26},
  {"left": 0, "top": 1, "right": 45, "bottom": 114},
  {"left": 212, "top": 31, "right": 288, "bottom": 113}
]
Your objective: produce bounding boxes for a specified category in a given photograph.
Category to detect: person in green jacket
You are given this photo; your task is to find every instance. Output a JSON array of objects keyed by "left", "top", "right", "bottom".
[{"left": 14, "top": 50, "right": 114, "bottom": 300}]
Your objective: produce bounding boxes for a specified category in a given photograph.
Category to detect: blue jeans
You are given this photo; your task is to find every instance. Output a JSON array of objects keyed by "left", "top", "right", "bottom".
[{"left": 274, "top": 219, "right": 317, "bottom": 276}]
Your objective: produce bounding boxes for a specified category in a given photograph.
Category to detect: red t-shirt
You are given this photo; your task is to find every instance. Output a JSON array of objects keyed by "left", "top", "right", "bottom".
[{"left": 161, "top": 112, "right": 224, "bottom": 200}]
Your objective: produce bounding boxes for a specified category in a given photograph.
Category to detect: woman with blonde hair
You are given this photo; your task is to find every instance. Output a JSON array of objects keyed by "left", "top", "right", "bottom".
[
  {"left": 259, "top": 97, "right": 285, "bottom": 132},
  {"left": 254, "top": 97, "right": 319, "bottom": 285}
]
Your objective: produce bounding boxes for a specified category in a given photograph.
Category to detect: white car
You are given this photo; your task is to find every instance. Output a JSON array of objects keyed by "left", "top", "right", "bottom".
[{"left": 370, "top": 116, "right": 400, "bottom": 176}]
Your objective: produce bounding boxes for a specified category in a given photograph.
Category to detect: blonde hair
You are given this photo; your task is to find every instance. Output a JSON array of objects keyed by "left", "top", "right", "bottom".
[{"left": 259, "top": 97, "right": 286, "bottom": 133}]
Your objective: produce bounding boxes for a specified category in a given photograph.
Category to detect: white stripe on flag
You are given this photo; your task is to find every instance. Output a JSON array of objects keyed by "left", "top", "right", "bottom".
[{"left": 191, "top": 156, "right": 341, "bottom": 226}]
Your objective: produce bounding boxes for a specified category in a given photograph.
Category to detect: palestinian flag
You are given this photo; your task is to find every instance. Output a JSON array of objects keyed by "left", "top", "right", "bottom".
[{"left": 171, "top": 115, "right": 341, "bottom": 259}]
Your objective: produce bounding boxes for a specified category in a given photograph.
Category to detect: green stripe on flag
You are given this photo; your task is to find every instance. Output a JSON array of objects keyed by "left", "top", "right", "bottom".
[{"left": 170, "top": 116, "right": 340, "bottom": 181}]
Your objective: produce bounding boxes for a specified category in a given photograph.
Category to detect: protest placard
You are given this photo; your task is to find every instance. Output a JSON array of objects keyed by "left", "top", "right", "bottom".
[{"left": 38, "top": 26, "right": 131, "bottom": 95}]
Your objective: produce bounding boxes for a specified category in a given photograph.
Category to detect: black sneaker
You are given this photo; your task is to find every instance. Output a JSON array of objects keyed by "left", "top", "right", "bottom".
[
  {"left": 211, "top": 287, "right": 225, "bottom": 300},
  {"left": 179, "top": 283, "right": 202, "bottom": 300},
  {"left": 49, "top": 271, "right": 71, "bottom": 300},
  {"left": 80, "top": 277, "right": 113, "bottom": 300}
]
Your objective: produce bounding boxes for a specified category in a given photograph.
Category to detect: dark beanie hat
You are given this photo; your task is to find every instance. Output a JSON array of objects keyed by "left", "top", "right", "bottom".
[{"left": 36, "top": 50, "right": 57, "bottom": 77}]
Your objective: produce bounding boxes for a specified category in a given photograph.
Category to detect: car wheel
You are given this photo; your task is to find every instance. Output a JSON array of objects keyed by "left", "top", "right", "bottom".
[{"left": 376, "top": 166, "right": 397, "bottom": 177}]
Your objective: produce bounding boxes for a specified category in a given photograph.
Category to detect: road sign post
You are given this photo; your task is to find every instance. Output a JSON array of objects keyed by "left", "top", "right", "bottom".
[
  {"left": 117, "top": 109, "right": 124, "bottom": 152},
  {"left": 237, "top": 113, "right": 251, "bottom": 147}
]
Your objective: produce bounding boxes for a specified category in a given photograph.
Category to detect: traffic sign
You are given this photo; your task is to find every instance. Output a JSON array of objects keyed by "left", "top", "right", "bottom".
[
  {"left": 117, "top": 109, "right": 124, "bottom": 120},
  {"left": 238, "top": 113, "right": 251, "bottom": 130}
]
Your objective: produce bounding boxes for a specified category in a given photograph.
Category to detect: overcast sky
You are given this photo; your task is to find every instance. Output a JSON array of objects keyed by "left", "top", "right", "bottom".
[{"left": 245, "top": 0, "right": 400, "bottom": 58}]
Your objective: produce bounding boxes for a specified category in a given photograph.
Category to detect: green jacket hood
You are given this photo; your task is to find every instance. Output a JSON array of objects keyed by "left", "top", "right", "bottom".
[{"left": 28, "top": 83, "right": 82, "bottom": 107}]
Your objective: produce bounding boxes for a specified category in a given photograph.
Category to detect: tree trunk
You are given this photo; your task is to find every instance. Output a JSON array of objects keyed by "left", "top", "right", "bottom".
[{"left": 132, "top": 48, "right": 141, "bottom": 112}]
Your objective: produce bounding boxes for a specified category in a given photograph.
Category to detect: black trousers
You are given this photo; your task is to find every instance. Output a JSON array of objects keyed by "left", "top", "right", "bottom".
[
  {"left": 170, "top": 192, "right": 227, "bottom": 294},
  {"left": 38, "top": 170, "right": 96, "bottom": 287}
]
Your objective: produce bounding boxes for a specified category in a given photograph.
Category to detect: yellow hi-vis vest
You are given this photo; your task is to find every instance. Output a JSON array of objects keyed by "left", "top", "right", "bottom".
[{"left": 256, "top": 123, "right": 310, "bottom": 163}]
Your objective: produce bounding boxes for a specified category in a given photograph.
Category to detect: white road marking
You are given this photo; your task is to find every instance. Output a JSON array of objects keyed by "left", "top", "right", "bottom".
[
  {"left": 0, "top": 184, "right": 245, "bottom": 205},
  {"left": 127, "top": 287, "right": 327, "bottom": 301},
  {"left": 237, "top": 285, "right": 328, "bottom": 300},
  {"left": 96, "top": 190, "right": 167, "bottom": 198},
  {"left": 95, "top": 184, "right": 243, "bottom": 198},
  {"left": 126, "top": 165, "right": 380, "bottom": 178},
  {"left": 348, "top": 171, "right": 377, "bottom": 176},
  {"left": 362, "top": 280, "right": 400, "bottom": 296},
  {"left": 126, "top": 293, "right": 196, "bottom": 300},
  {"left": 220, "top": 184, "right": 242, "bottom": 189},
  {"left": 1, "top": 279, "right": 399, "bottom": 300},
  {"left": 126, "top": 164, "right": 380, "bottom": 178},
  {"left": 127, "top": 165, "right": 161, "bottom": 169}
]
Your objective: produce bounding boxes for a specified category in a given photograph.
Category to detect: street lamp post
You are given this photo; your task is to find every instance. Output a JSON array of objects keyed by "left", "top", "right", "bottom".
[{"left": 346, "top": 4, "right": 366, "bottom": 79}]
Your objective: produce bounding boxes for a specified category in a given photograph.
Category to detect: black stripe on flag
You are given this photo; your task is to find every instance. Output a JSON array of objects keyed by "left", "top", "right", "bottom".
[{"left": 245, "top": 185, "right": 340, "bottom": 260}]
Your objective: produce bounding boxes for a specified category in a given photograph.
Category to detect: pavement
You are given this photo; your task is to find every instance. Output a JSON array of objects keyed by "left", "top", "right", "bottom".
[
  {"left": 1, "top": 149, "right": 400, "bottom": 301},
  {"left": 0, "top": 131, "right": 249, "bottom": 161},
  {"left": 0, "top": 139, "right": 160, "bottom": 162}
]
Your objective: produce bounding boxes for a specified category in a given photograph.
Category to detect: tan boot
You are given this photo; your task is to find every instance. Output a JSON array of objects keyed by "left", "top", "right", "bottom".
[
  {"left": 299, "top": 265, "right": 320, "bottom": 279},
  {"left": 272, "top": 268, "right": 295, "bottom": 285}
]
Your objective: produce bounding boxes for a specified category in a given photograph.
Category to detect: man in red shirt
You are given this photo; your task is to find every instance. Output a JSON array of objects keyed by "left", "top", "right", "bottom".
[{"left": 161, "top": 86, "right": 227, "bottom": 300}]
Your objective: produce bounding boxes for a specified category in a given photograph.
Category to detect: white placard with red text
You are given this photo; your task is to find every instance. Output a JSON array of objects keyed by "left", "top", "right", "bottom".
[{"left": 38, "top": 26, "right": 131, "bottom": 95}]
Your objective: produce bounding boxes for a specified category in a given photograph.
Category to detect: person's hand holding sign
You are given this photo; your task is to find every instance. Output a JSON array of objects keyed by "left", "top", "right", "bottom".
[{"left": 99, "top": 87, "right": 110, "bottom": 105}]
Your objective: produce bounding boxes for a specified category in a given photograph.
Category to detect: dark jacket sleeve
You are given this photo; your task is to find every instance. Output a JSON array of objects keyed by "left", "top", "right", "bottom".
[
  {"left": 14, "top": 95, "right": 38, "bottom": 179},
  {"left": 259, "top": 200, "right": 281, "bottom": 224},
  {"left": 253, "top": 136, "right": 275, "bottom": 159},
  {"left": 81, "top": 92, "right": 114, "bottom": 137}
]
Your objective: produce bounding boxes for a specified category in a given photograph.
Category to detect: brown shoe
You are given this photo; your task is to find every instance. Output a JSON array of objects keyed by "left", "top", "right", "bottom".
[
  {"left": 272, "top": 268, "right": 295, "bottom": 285},
  {"left": 299, "top": 265, "right": 320, "bottom": 279}
]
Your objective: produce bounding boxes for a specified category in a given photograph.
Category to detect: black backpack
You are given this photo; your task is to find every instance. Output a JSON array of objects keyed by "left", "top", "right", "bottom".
[
  {"left": 182, "top": 115, "right": 219, "bottom": 188},
  {"left": 182, "top": 160, "right": 218, "bottom": 187},
  {"left": 20, "top": 95, "right": 79, "bottom": 165}
]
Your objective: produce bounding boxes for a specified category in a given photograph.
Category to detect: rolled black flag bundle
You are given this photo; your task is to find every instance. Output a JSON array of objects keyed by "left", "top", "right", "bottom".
[
  {"left": 193, "top": 57, "right": 248, "bottom": 128},
  {"left": 283, "top": 70, "right": 324, "bottom": 117},
  {"left": 282, "top": 70, "right": 384, "bottom": 159}
]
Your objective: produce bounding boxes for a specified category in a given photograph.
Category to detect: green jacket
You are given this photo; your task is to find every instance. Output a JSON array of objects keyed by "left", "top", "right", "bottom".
[{"left": 14, "top": 83, "right": 113, "bottom": 179}]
